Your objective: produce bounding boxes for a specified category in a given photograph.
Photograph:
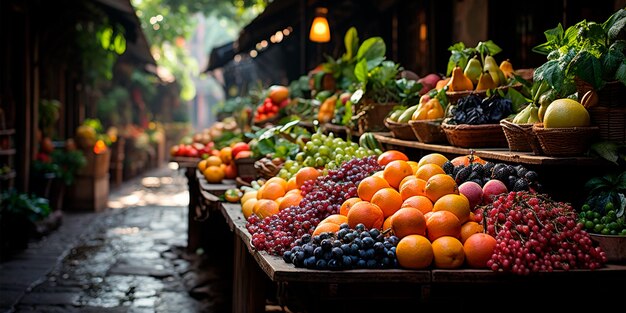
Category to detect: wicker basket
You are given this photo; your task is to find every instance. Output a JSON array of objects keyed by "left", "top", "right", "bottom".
[
  {"left": 575, "top": 78, "right": 626, "bottom": 107},
  {"left": 588, "top": 106, "right": 626, "bottom": 144},
  {"left": 532, "top": 123, "right": 600, "bottom": 157},
  {"left": 356, "top": 101, "right": 397, "bottom": 134},
  {"left": 499, "top": 118, "right": 543, "bottom": 154},
  {"left": 384, "top": 118, "right": 417, "bottom": 141},
  {"left": 441, "top": 122, "right": 508, "bottom": 148},
  {"left": 408, "top": 119, "right": 447, "bottom": 144}
]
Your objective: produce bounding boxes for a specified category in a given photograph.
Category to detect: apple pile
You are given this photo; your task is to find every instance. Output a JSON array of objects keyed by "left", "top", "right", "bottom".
[{"left": 254, "top": 85, "right": 290, "bottom": 123}]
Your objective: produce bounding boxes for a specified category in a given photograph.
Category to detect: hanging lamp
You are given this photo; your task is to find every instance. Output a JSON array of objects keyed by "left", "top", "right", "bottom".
[{"left": 309, "top": 7, "right": 330, "bottom": 43}]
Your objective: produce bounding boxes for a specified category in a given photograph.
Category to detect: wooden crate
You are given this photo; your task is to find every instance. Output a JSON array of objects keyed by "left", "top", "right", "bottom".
[{"left": 67, "top": 174, "right": 109, "bottom": 212}]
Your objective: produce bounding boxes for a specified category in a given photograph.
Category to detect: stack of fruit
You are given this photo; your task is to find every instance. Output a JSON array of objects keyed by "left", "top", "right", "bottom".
[{"left": 253, "top": 85, "right": 290, "bottom": 124}]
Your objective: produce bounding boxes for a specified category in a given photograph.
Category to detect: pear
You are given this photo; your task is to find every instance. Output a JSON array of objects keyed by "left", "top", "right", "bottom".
[
  {"left": 499, "top": 59, "right": 515, "bottom": 79},
  {"left": 483, "top": 55, "right": 506, "bottom": 86},
  {"left": 463, "top": 56, "right": 482, "bottom": 86},
  {"left": 475, "top": 71, "right": 497, "bottom": 91},
  {"left": 447, "top": 65, "right": 473, "bottom": 92}
]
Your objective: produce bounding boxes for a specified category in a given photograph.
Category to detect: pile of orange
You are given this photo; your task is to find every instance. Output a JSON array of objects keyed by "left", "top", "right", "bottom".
[{"left": 333, "top": 152, "right": 497, "bottom": 270}]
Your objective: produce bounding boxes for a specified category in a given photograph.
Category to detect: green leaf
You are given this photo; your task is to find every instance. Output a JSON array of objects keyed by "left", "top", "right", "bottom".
[
  {"left": 343, "top": 27, "right": 359, "bottom": 61},
  {"left": 113, "top": 34, "right": 126, "bottom": 55},
  {"left": 506, "top": 87, "right": 530, "bottom": 113},
  {"left": 601, "top": 46, "right": 624, "bottom": 79},
  {"left": 357, "top": 37, "right": 386, "bottom": 66},
  {"left": 532, "top": 24, "right": 564, "bottom": 55},
  {"left": 617, "top": 193, "right": 626, "bottom": 217},
  {"left": 534, "top": 59, "right": 563, "bottom": 91},
  {"left": 615, "top": 61, "right": 626, "bottom": 85},
  {"left": 354, "top": 59, "right": 368, "bottom": 84},
  {"left": 616, "top": 171, "right": 626, "bottom": 191},
  {"left": 605, "top": 9, "right": 626, "bottom": 41},
  {"left": 570, "top": 50, "right": 603, "bottom": 89},
  {"left": 591, "top": 141, "right": 620, "bottom": 164},
  {"left": 342, "top": 100, "right": 353, "bottom": 126},
  {"left": 476, "top": 40, "right": 502, "bottom": 56},
  {"left": 100, "top": 27, "right": 113, "bottom": 50},
  {"left": 585, "top": 176, "right": 613, "bottom": 195},
  {"left": 279, "top": 119, "right": 300, "bottom": 132}
]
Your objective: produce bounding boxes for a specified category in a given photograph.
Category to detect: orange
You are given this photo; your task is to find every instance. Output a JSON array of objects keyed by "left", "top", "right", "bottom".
[
  {"left": 203, "top": 165, "right": 225, "bottom": 183},
  {"left": 278, "top": 192, "right": 303, "bottom": 210},
  {"left": 423, "top": 211, "right": 434, "bottom": 221},
  {"left": 242, "top": 198, "right": 258, "bottom": 219},
  {"left": 401, "top": 195, "right": 433, "bottom": 215},
  {"left": 266, "top": 177, "right": 288, "bottom": 191},
  {"left": 260, "top": 182, "right": 286, "bottom": 200},
  {"left": 431, "top": 236, "right": 465, "bottom": 269},
  {"left": 240, "top": 191, "right": 258, "bottom": 205},
  {"left": 219, "top": 147, "right": 233, "bottom": 164},
  {"left": 340, "top": 197, "right": 362, "bottom": 216},
  {"left": 399, "top": 178, "right": 427, "bottom": 200},
  {"left": 407, "top": 161, "right": 420, "bottom": 175},
  {"left": 432, "top": 193, "right": 471, "bottom": 224},
  {"left": 463, "top": 233, "right": 497, "bottom": 268},
  {"left": 424, "top": 173, "right": 458, "bottom": 203},
  {"left": 383, "top": 160, "right": 414, "bottom": 189},
  {"left": 377, "top": 150, "right": 409, "bottom": 166},
  {"left": 295, "top": 167, "right": 321, "bottom": 189},
  {"left": 206, "top": 155, "right": 222, "bottom": 167},
  {"left": 197, "top": 159, "right": 209, "bottom": 172},
  {"left": 286, "top": 188, "right": 301, "bottom": 196},
  {"left": 460, "top": 221, "right": 484, "bottom": 244},
  {"left": 312, "top": 222, "right": 341, "bottom": 236},
  {"left": 399, "top": 175, "right": 418, "bottom": 189},
  {"left": 357, "top": 176, "right": 390, "bottom": 202},
  {"left": 370, "top": 187, "right": 403, "bottom": 218},
  {"left": 372, "top": 170, "right": 385, "bottom": 178},
  {"left": 415, "top": 163, "right": 445, "bottom": 181},
  {"left": 417, "top": 153, "right": 449, "bottom": 169},
  {"left": 425, "top": 210, "right": 461, "bottom": 242},
  {"left": 346, "top": 201, "right": 385, "bottom": 230},
  {"left": 286, "top": 177, "right": 298, "bottom": 191},
  {"left": 390, "top": 207, "right": 427, "bottom": 239},
  {"left": 395, "top": 234, "right": 433, "bottom": 269},
  {"left": 320, "top": 214, "right": 349, "bottom": 226},
  {"left": 382, "top": 215, "right": 394, "bottom": 232},
  {"left": 253, "top": 199, "right": 279, "bottom": 219}
]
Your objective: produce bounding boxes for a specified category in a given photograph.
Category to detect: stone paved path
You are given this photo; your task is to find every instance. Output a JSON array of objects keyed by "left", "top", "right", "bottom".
[{"left": 1, "top": 164, "right": 229, "bottom": 313}]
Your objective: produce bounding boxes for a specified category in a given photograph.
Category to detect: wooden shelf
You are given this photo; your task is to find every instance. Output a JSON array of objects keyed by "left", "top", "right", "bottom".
[
  {"left": 0, "top": 170, "right": 16, "bottom": 180},
  {"left": 0, "top": 148, "right": 15, "bottom": 156},
  {"left": 372, "top": 132, "right": 607, "bottom": 166},
  {"left": 0, "top": 128, "right": 15, "bottom": 136}
]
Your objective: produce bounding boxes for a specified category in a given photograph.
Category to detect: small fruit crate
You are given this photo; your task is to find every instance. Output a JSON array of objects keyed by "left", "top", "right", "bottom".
[
  {"left": 499, "top": 118, "right": 543, "bottom": 154},
  {"left": 408, "top": 118, "right": 447, "bottom": 144},
  {"left": 384, "top": 118, "right": 417, "bottom": 141},
  {"left": 441, "top": 122, "right": 508, "bottom": 148},
  {"left": 235, "top": 157, "right": 258, "bottom": 183},
  {"left": 531, "top": 123, "right": 600, "bottom": 157}
]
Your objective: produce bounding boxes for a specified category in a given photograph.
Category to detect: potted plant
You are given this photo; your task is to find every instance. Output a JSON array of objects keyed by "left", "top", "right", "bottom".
[
  {"left": 532, "top": 8, "right": 626, "bottom": 104},
  {"left": 0, "top": 189, "right": 51, "bottom": 256}
]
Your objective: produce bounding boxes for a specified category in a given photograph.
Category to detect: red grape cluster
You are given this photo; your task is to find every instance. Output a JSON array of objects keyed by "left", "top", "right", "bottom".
[
  {"left": 246, "top": 155, "right": 382, "bottom": 255},
  {"left": 483, "top": 191, "right": 607, "bottom": 275}
]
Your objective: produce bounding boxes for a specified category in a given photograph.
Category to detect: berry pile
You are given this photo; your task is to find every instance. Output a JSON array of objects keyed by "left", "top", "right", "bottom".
[
  {"left": 443, "top": 161, "right": 541, "bottom": 192},
  {"left": 483, "top": 191, "right": 607, "bottom": 274},
  {"left": 246, "top": 156, "right": 382, "bottom": 255},
  {"left": 283, "top": 223, "right": 400, "bottom": 270}
]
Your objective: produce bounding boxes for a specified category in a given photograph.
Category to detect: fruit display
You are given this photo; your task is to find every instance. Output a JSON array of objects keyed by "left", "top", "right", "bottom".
[
  {"left": 445, "top": 93, "right": 513, "bottom": 125},
  {"left": 577, "top": 171, "right": 626, "bottom": 236},
  {"left": 441, "top": 158, "right": 542, "bottom": 193},
  {"left": 482, "top": 191, "right": 607, "bottom": 273}
]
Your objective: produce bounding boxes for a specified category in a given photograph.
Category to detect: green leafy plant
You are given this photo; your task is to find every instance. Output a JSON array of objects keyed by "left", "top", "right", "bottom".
[
  {"left": 32, "top": 149, "right": 87, "bottom": 186},
  {"left": 447, "top": 40, "right": 502, "bottom": 76},
  {"left": 246, "top": 120, "right": 310, "bottom": 160},
  {"left": 0, "top": 189, "right": 51, "bottom": 223},
  {"left": 532, "top": 9, "right": 626, "bottom": 97},
  {"left": 583, "top": 171, "right": 626, "bottom": 218}
]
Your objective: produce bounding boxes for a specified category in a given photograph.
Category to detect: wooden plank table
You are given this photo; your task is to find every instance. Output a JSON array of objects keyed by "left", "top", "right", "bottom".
[{"left": 219, "top": 201, "right": 626, "bottom": 313}]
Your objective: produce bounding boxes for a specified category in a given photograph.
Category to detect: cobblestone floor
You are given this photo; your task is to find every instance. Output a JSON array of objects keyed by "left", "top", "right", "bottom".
[{"left": 0, "top": 164, "right": 230, "bottom": 313}]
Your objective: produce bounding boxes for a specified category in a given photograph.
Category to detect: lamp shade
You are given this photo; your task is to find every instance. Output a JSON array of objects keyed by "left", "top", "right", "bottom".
[{"left": 309, "top": 8, "right": 330, "bottom": 43}]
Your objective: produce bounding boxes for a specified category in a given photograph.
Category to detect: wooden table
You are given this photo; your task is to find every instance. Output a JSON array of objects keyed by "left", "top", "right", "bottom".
[{"left": 219, "top": 201, "right": 626, "bottom": 313}]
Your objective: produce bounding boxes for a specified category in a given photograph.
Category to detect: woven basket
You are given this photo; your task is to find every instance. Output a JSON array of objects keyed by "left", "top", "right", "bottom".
[
  {"left": 575, "top": 78, "right": 626, "bottom": 107},
  {"left": 356, "top": 101, "right": 397, "bottom": 134},
  {"left": 408, "top": 119, "right": 447, "bottom": 144},
  {"left": 588, "top": 106, "right": 626, "bottom": 144},
  {"left": 384, "top": 118, "right": 417, "bottom": 141},
  {"left": 441, "top": 122, "right": 508, "bottom": 148},
  {"left": 532, "top": 123, "right": 600, "bottom": 157},
  {"left": 499, "top": 118, "right": 543, "bottom": 154}
]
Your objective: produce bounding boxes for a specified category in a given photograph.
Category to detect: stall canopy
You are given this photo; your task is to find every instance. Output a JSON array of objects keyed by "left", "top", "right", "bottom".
[{"left": 205, "top": 41, "right": 236, "bottom": 72}]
